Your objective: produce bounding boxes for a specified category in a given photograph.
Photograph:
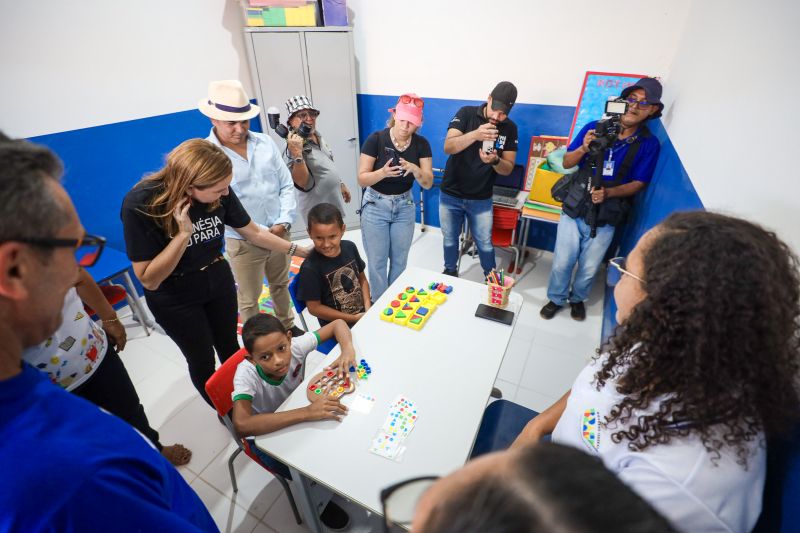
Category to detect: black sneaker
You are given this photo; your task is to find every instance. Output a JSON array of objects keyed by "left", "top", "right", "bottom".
[
  {"left": 319, "top": 500, "right": 350, "bottom": 531},
  {"left": 539, "top": 301, "right": 563, "bottom": 320},
  {"left": 442, "top": 269, "right": 459, "bottom": 277},
  {"left": 289, "top": 325, "right": 306, "bottom": 338},
  {"left": 570, "top": 301, "right": 586, "bottom": 321}
]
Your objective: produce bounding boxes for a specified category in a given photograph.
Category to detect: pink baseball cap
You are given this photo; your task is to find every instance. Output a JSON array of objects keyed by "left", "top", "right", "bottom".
[{"left": 389, "top": 93, "right": 424, "bottom": 127}]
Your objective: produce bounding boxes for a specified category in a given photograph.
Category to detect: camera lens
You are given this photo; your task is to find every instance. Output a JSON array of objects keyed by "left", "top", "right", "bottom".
[{"left": 298, "top": 122, "right": 313, "bottom": 138}]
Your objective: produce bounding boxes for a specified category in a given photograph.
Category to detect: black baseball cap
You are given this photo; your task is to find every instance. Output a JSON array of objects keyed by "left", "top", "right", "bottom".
[
  {"left": 621, "top": 78, "right": 664, "bottom": 119},
  {"left": 490, "top": 81, "right": 517, "bottom": 114}
]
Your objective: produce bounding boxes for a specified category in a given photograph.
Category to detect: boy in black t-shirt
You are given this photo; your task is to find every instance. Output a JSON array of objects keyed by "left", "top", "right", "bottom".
[{"left": 296, "top": 203, "right": 371, "bottom": 326}]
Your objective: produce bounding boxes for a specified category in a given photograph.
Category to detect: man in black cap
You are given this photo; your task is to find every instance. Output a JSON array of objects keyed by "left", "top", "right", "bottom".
[
  {"left": 540, "top": 78, "right": 663, "bottom": 321},
  {"left": 440, "top": 82, "right": 519, "bottom": 277}
]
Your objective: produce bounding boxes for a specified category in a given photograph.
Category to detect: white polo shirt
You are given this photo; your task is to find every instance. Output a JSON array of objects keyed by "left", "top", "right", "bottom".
[
  {"left": 232, "top": 331, "right": 318, "bottom": 413},
  {"left": 552, "top": 356, "right": 766, "bottom": 533}
]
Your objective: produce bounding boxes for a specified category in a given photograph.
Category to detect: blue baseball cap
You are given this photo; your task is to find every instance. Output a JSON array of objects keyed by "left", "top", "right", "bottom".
[{"left": 621, "top": 78, "right": 664, "bottom": 119}]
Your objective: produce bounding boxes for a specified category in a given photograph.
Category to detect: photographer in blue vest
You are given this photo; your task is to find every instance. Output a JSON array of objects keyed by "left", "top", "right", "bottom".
[{"left": 540, "top": 78, "right": 663, "bottom": 321}]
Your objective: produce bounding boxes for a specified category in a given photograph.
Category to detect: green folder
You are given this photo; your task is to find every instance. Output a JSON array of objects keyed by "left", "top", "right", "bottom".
[
  {"left": 262, "top": 8, "right": 287, "bottom": 26},
  {"left": 524, "top": 201, "right": 562, "bottom": 214}
]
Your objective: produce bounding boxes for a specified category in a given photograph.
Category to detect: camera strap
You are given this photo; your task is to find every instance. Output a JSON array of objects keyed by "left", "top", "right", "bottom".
[{"left": 609, "top": 124, "right": 650, "bottom": 186}]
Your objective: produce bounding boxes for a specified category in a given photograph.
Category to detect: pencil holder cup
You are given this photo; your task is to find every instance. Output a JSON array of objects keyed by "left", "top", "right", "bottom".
[{"left": 487, "top": 276, "right": 515, "bottom": 308}]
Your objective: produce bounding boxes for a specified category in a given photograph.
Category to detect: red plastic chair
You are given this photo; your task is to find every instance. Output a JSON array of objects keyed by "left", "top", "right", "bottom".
[
  {"left": 205, "top": 348, "right": 302, "bottom": 524},
  {"left": 492, "top": 206, "right": 521, "bottom": 272},
  {"left": 83, "top": 284, "right": 151, "bottom": 335}
]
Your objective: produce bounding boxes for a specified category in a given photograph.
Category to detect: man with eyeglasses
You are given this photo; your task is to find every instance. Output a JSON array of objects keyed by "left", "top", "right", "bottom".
[
  {"left": 283, "top": 94, "right": 352, "bottom": 231},
  {"left": 0, "top": 134, "right": 217, "bottom": 531},
  {"left": 440, "top": 81, "right": 519, "bottom": 277},
  {"left": 201, "top": 80, "right": 303, "bottom": 337},
  {"left": 540, "top": 78, "right": 663, "bottom": 321}
]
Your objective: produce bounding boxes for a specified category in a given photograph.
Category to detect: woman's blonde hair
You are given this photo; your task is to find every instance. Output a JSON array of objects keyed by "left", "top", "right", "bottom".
[{"left": 139, "top": 139, "right": 232, "bottom": 237}]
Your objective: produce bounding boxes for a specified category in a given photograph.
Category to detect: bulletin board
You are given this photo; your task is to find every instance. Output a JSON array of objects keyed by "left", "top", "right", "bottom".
[
  {"left": 567, "top": 71, "right": 647, "bottom": 143},
  {"left": 523, "top": 135, "right": 569, "bottom": 191}
]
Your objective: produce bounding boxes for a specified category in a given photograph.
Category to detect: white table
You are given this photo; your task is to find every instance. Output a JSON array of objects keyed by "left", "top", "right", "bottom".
[{"left": 256, "top": 266, "right": 522, "bottom": 531}]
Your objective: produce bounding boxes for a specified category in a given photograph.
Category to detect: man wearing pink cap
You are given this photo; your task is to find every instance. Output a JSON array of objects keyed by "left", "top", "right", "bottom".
[
  {"left": 441, "top": 82, "right": 519, "bottom": 277},
  {"left": 357, "top": 94, "right": 434, "bottom": 299}
]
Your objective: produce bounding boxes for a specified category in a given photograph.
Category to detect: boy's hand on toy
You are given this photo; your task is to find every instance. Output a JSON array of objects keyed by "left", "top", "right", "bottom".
[
  {"left": 329, "top": 350, "right": 356, "bottom": 379},
  {"left": 307, "top": 395, "right": 348, "bottom": 422}
]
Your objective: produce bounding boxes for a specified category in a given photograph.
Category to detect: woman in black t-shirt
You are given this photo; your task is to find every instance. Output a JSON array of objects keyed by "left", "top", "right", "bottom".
[
  {"left": 121, "top": 139, "right": 309, "bottom": 406},
  {"left": 357, "top": 93, "right": 433, "bottom": 300}
]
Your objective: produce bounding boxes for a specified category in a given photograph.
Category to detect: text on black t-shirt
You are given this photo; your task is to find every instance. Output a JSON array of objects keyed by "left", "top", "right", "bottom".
[{"left": 121, "top": 183, "right": 251, "bottom": 275}]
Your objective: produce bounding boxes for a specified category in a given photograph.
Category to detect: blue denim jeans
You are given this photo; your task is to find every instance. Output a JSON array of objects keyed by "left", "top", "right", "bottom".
[
  {"left": 546, "top": 214, "right": 616, "bottom": 306},
  {"left": 360, "top": 187, "right": 416, "bottom": 300},
  {"left": 439, "top": 191, "right": 495, "bottom": 274}
]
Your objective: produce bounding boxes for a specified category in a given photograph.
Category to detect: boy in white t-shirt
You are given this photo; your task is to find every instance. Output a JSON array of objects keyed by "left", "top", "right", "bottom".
[{"left": 232, "top": 313, "right": 356, "bottom": 529}]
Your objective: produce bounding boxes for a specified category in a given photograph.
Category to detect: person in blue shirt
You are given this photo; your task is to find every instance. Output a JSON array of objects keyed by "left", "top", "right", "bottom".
[
  {"left": 201, "top": 80, "right": 303, "bottom": 336},
  {"left": 540, "top": 78, "right": 663, "bottom": 321},
  {"left": 0, "top": 134, "right": 217, "bottom": 532}
]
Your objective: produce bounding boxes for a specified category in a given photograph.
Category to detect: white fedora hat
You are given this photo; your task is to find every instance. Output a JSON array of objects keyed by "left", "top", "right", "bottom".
[{"left": 198, "top": 80, "right": 260, "bottom": 121}]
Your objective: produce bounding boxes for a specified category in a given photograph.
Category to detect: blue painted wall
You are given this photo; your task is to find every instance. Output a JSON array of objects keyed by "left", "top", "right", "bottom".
[
  {"left": 357, "top": 93, "right": 574, "bottom": 248},
  {"left": 600, "top": 119, "right": 704, "bottom": 339},
  {"left": 28, "top": 106, "right": 263, "bottom": 252}
]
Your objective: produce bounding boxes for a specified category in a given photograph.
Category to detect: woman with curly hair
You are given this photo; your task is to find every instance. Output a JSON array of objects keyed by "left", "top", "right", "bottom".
[{"left": 513, "top": 211, "right": 800, "bottom": 532}]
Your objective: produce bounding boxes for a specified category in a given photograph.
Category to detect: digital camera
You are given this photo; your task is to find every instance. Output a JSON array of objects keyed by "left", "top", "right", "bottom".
[
  {"left": 267, "top": 106, "right": 313, "bottom": 139},
  {"left": 588, "top": 99, "right": 628, "bottom": 155}
]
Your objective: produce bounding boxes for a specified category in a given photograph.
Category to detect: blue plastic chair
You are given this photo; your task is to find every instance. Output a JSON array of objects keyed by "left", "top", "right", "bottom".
[
  {"left": 470, "top": 399, "right": 539, "bottom": 459},
  {"left": 287, "top": 275, "right": 337, "bottom": 355},
  {"left": 753, "top": 425, "right": 800, "bottom": 533}
]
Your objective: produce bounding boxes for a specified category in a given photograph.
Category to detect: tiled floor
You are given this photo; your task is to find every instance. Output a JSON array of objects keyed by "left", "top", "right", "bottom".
[{"left": 117, "top": 226, "right": 604, "bottom": 532}]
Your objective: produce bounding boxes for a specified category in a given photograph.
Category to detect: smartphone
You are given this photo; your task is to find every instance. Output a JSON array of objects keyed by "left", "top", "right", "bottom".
[
  {"left": 384, "top": 146, "right": 401, "bottom": 167},
  {"left": 475, "top": 303, "right": 514, "bottom": 325}
]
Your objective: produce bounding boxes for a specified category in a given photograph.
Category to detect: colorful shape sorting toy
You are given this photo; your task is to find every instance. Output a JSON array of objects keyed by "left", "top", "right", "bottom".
[
  {"left": 353, "top": 359, "right": 371, "bottom": 381},
  {"left": 306, "top": 369, "right": 354, "bottom": 401},
  {"left": 379, "top": 283, "right": 453, "bottom": 331},
  {"left": 380, "top": 307, "right": 395, "bottom": 322},
  {"left": 306, "top": 359, "right": 372, "bottom": 402}
]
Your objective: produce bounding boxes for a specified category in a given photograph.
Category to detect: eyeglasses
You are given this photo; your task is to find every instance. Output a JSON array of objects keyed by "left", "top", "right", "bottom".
[
  {"left": 293, "top": 110, "right": 319, "bottom": 120},
  {"left": 624, "top": 97, "right": 655, "bottom": 109},
  {"left": 11, "top": 233, "right": 106, "bottom": 267},
  {"left": 398, "top": 95, "right": 424, "bottom": 108},
  {"left": 607, "top": 256, "right": 644, "bottom": 286},
  {"left": 380, "top": 476, "right": 439, "bottom": 531}
]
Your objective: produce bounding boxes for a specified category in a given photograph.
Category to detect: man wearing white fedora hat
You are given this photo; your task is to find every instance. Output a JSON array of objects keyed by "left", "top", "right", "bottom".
[{"left": 200, "top": 80, "right": 303, "bottom": 336}]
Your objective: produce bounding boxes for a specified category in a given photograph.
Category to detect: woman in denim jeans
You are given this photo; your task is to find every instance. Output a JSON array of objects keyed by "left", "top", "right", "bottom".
[{"left": 357, "top": 94, "right": 434, "bottom": 300}]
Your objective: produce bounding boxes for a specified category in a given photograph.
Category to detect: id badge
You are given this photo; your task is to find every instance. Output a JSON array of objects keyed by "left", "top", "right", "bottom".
[{"left": 602, "top": 157, "right": 614, "bottom": 177}]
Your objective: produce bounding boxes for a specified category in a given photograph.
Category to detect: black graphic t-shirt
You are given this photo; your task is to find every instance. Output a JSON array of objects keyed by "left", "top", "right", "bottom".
[
  {"left": 296, "top": 240, "right": 366, "bottom": 326},
  {"left": 121, "top": 182, "right": 251, "bottom": 275}
]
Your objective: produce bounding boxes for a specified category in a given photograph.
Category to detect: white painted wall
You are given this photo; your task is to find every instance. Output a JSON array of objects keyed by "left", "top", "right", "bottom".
[
  {"left": 662, "top": 0, "right": 800, "bottom": 251},
  {"left": 347, "top": 0, "right": 691, "bottom": 104},
  {"left": 0, "top": 0, "right": 250, "bottom": 138},
  {"left": 2, "top": 0, "right": 691, "bottom": 138}
]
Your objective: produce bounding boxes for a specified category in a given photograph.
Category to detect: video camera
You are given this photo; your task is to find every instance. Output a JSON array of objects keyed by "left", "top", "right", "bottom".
[
  {"left": 588, "top": 98, "right": 628, "bottom": 155},
  {"left": 267, "top": 106, "right": 313, "bottom": 139}
]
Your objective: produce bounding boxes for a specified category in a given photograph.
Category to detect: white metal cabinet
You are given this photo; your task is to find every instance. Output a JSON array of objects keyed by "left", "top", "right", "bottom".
[{"left": 244, "top": 27, "right": 361, "bottom": 230}]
